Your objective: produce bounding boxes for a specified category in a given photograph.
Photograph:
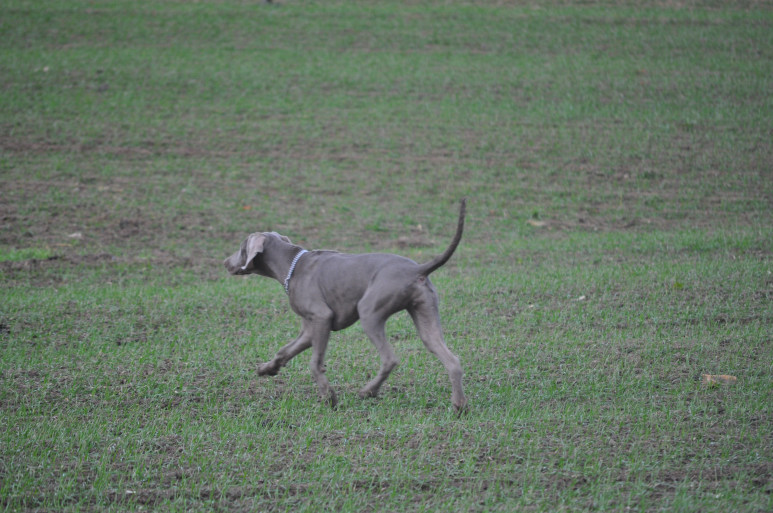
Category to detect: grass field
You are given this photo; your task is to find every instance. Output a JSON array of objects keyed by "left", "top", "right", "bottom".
[{"left": 2, "top": 0, "right": 772, "bottom": 511}]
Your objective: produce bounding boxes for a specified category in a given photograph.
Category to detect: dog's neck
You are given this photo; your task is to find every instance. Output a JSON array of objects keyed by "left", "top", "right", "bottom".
[
  {"left": 257, "top": 239, "right": 306, "bottom": 286},
  {"left": 283, "top": 249, "right": 308, "bottom": 293}
]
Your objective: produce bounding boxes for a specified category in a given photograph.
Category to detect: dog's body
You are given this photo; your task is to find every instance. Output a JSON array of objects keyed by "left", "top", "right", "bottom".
[{"left": 224, "top": 200, "right": 467, "bottom": 412}]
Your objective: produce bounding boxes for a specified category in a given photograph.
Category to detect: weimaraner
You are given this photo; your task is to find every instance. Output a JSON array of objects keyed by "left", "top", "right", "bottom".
[{"left": 224, "top": 199, "right": 467, "bottom": 412}]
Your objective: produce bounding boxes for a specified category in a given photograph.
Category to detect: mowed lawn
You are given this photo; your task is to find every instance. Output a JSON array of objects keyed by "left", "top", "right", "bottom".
[{"left": 1, "top": 1, "right": 772, "bottom": 511}]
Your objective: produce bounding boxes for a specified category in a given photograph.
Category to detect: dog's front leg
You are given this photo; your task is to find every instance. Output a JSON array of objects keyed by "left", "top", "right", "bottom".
[
  {"left": 258, "top": 323, "right": 312, "bottom": 376},
  {"left": 308, "top": 317, "right": 337, "bottom": 408}
]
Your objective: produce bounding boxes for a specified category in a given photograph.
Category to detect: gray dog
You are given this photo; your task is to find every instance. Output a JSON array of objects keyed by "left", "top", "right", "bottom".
[{"left": 224, "top": 200, "right": 467, "bottom": 412}]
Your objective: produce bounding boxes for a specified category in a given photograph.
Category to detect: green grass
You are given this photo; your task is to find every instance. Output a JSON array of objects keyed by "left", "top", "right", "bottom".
[
  {"left": 1, "top": 1, "right": 772, "bottom": 511},
  {"left": 0, "top": 247, "right": 53, "bottom": 263}
]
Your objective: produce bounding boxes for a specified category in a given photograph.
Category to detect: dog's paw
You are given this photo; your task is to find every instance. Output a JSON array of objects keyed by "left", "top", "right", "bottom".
[
  {"left": 257, "top": 362, "right": 279, "bottom": 376},
  {"left": 357, "top": 386, "right": 379, "bottom": 399},
  {"left": 322, "top": 388, "right": 338, "bottom": 409},
  {"left": 453, "top": 396, "right": 469, "bottom": 416}
]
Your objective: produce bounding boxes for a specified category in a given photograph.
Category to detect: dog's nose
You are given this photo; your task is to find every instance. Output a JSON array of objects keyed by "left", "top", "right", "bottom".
[{"left": 224, "top": 256, "right": 240, "bottom": 275}]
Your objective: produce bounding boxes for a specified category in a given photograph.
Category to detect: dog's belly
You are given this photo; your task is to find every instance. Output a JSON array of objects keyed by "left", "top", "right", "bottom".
[
  {"left": 330, "top": 303, "right": 360, "bottom": 331},
  {"left": 331, "top": 312, "right": 359, "bottom": 332}
]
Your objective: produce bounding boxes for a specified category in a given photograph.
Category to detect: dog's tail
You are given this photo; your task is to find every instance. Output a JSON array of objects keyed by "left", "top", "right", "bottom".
[{"left": 417, "top": 198, "right": 466, "bottom": 277}]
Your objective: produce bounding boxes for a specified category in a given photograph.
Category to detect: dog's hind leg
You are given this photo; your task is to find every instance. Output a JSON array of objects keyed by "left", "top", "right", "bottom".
[{"left": 408, "top": 288, "right": 467, "bottom": 412}]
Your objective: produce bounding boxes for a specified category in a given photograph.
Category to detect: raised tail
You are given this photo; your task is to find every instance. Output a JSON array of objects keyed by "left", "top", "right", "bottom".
[{"left": 417, "top": 198, "right": 466, "bottom": 277}]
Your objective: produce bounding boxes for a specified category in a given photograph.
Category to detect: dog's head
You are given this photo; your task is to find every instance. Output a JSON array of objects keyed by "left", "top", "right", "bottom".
[{"left": 223, "top": 232, "right": 291, "bottom": 276}]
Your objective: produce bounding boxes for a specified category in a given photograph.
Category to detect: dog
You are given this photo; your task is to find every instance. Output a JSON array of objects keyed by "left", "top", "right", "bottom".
[{"left": 224, "top": 200, "right": 467, "bottom": 412}]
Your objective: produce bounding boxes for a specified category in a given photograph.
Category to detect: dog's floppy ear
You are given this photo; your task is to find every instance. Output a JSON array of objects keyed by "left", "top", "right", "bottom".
[
  {"left": 242, "top": 233, "right": 267, "bottom": 270},
  {"left": 271, "top": 232, "right": 291, "bottom": 244}
]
